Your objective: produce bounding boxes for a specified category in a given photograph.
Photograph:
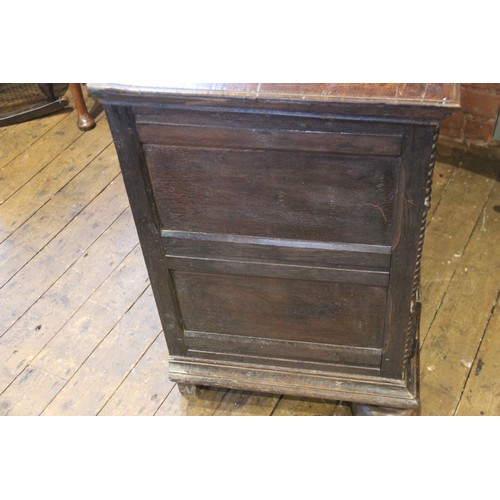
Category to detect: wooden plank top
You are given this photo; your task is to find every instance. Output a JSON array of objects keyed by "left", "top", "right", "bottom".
[{"left": 90, "top": 83, "right": 460, "bottom": 108}]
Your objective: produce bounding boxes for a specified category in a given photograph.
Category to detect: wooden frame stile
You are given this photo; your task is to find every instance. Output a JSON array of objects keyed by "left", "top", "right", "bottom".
[
  {"left": 382, "top": 124, "right": 438, "bottom": 374},
  {"left": 104, "top": 105, "right": 186, "bottom": 357}
]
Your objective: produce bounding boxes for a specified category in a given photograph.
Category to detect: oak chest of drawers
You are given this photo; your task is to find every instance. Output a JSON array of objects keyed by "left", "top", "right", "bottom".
[{"left": 91, "top": 83, "right": 459, "bottom": 415}]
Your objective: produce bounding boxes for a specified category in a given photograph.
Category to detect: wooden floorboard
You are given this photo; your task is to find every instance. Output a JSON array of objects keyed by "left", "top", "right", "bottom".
[
  {"left": 456, "top": 295, "right": 500, "bottom": 416},
  {"left": 0, "top": 258, "right": 147, "bottom": 416},
  {"left": 0, "top": 123, "right": 12, "bottom": 139},
  {"left": 0, "top": 114, "right": 110, "bottom": 243},
  {"left": 271, "top": 395, "right": 338, "bottom": 416},
  {"left": 420, "top": 179, "right": 500, "bottom": 415},
  {"left": 0, "top": 174, "right": 128, "bottom": 337},
  {"left": 0, "top": 89, "right": 95, "bottom": 194},
  {"left": 154, "top": 386, "right": 228, "bottom": 416},
  {"left": 0, "top": 97, "right": 498, "bottom": 416},
  {"left": 213, "top": 390, "right": 281, "bottom": 416},
  {"left": 0, "top": 110, "right": 69, "bottom": 171},
  {"left": 0, "top": 210, "right": 139, "bottom": 395},
  {"left": 0, "top": 110, "right": 86, "bottom": 205},
  {"left": 3, "top": 245, "right": 150, "bottom": 416},
  {"left": 427, "top": 161, "right": 455, "bottom": 224},
  {"left": 99, "top": 333, "right": 175, "bottom": 416},
  {"left": 0, "top": 144, "right": 118, "bottom": 288},
  {"left": 419, "top": 162, "right": 497, "bottom": 345},
  {"left": 42, "top": 287, "right": 161, "bottom": 416}
]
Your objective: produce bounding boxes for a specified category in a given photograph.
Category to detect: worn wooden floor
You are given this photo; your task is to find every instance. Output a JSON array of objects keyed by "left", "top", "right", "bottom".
[{"left": 0, "top": 90, "right": 498, "bottom": 416}]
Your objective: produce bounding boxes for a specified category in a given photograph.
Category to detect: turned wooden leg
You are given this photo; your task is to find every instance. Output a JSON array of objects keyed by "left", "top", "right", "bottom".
[
  {"left": 352, "top": 403, "right": 419, "bottom": 416},
  {"left": 69, "top": 83, "right": 95, "bottom": 131},
  {"left": 178, "top": 383, "right": 198, "bottom": 396}
]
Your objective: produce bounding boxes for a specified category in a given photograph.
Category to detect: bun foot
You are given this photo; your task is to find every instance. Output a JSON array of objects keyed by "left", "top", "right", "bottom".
[
  {"left": 352, "top": 403, "right": 419, "bottom": 416},
  {"left": 178, "top": 383, "right": 198, "bottom": 396}
]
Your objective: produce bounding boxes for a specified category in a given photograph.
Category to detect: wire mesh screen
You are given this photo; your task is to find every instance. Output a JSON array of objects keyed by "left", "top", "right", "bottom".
[{"left": 0, "top": 83, "right": 68, "bottom": 121}]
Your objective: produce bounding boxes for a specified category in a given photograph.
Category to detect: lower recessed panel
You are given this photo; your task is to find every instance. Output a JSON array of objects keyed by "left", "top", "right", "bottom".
[{"left": 172, "top": 271, "right": 387, "bottom": 349}]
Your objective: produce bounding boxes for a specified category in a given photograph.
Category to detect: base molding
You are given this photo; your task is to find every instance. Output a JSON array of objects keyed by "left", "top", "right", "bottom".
[{"left": 168, "top": 354, "right": 419, "bottom": 411}]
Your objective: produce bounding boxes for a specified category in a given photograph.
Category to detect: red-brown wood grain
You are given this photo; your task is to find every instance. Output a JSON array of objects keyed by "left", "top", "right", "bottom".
[{"left": 92, "top": 83, "right": 459, "bottom": 107}]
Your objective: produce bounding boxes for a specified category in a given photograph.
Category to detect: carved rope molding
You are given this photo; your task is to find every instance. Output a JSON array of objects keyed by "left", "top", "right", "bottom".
[{"left": 403, "top": 126, "right": 440, "bottom": 368}]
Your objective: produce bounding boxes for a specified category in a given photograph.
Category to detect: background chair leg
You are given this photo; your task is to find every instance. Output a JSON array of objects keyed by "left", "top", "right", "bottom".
[{"left": 69, "top": 83, "right": 95, "bottom": 131}]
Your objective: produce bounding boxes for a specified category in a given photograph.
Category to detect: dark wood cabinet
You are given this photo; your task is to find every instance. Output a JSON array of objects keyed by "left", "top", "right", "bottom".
[{"left": 91, "top": 83, "right": 459, "bottom": 415}]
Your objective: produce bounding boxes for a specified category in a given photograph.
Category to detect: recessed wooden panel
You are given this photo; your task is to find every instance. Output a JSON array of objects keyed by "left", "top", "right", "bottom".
[
  {"left": 172, "top": 271, "right": 387, "bottom": 348},
  {"left": 145, "top": 146, "right": 399, "bottom": 246}
]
